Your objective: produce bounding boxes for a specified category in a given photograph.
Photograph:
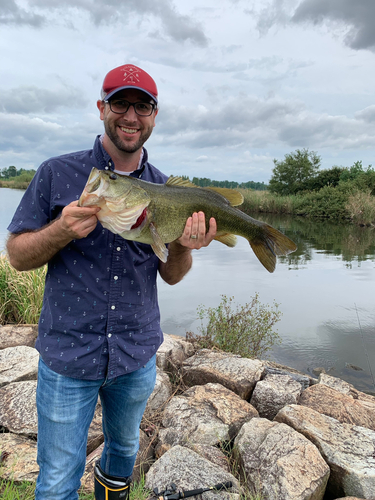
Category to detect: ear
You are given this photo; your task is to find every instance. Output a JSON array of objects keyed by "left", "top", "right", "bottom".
[
  {"left": 152, "top": 108, "right": 158, "bottom": 127},
  {"left": 97, "top": 100, "right": 105, "bottom": 121}
]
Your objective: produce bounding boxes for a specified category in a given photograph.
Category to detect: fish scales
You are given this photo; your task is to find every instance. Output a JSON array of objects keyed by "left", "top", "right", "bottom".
[{"left": 78, "top": 168, "right": 297, "bottom": 272}]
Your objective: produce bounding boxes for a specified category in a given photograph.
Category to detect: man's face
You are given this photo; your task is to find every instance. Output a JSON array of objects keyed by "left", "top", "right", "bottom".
[{"left": 97, "top": 89, "right": 158, "bottom": 155}]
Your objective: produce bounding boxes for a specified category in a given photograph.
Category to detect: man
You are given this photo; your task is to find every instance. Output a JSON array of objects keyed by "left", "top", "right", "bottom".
[{"left": 6, "top": 64, "right": 217, "bottom": 500}]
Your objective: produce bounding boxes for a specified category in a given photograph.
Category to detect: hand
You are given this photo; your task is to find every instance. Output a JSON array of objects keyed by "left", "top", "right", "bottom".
[
  {"left": 178, "top": 211, "right": 217, "bottom": 249},
  {"left": 59, "top": 201, "right": 101, "bottom": 239}
]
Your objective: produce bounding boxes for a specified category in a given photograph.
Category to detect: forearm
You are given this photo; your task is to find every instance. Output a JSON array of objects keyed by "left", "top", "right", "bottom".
[
  {"left": 158, "top": 240, "right": 193, "bottom": 285},
  {"left": 6, "top": 219, "right": 73, "bottom": 271},
  {"left": 6, "top": 201, "right": 100, "bottom": 271}
]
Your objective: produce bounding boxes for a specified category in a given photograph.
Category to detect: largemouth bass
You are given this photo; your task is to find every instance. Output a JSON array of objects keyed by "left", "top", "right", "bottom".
[{"left": 78, "top": 168, "right": 297, "bottom": 272}]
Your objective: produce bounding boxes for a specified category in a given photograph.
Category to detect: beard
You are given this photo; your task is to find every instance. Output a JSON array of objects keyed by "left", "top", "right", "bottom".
[{"left": 103, "top": 119, "right": 154, "bottom": 154}]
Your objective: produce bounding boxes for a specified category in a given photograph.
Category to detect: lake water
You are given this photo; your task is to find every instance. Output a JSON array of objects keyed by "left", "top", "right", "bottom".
[{"left": 2, "top": 187, "right": 375, "bottom": 394}]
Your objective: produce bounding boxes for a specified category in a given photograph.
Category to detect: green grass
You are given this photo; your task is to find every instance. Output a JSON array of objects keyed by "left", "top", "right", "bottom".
[
  {"left": 0, "top": 476, "right": 152, "bottom": 500},
  {"left": 0, "top": 255, "right": 45, "bottom": 325}
]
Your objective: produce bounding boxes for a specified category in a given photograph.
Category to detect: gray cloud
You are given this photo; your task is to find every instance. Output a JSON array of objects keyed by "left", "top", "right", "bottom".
[
  {"left": 254, "top": 0, "right": 375, "bottom": 52},
  {"left": 1, "top": 85, "right": 89, "bottom": 114},
  {"left": 10, "top": 0, "right": 208, "bottom": 46},
  {"left": 293, "top": 0, "right": 375, "bottom": 51},
  {"left": 156, "top": 96, "right": 375, "bottom": 151},
  {"left": 0, "top": 0, "right": 44, "bottom": 26}
]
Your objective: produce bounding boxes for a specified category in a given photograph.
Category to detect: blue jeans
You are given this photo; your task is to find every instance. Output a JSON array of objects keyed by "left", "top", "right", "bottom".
[{"left": 35, "top": 355, "right": 156, "bottom": 500}]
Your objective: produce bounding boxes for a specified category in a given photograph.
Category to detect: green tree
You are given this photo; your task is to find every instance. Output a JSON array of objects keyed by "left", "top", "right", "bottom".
[
  {"left": 269, "top": 148, "right": 321, "bottom": 195},
  {"left": 7, "top": 166, "right": 17, "bottom": 177}
]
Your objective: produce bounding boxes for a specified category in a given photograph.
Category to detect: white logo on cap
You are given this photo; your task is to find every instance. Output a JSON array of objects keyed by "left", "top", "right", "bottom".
[{"left": 122, "top": 66, "right": 141, "bottom": 84}]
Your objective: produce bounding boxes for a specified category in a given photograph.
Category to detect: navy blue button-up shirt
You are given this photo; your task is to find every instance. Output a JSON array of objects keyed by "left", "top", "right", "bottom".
[{"left": 8, "top": 136, "right": 168, "bottom": 380}]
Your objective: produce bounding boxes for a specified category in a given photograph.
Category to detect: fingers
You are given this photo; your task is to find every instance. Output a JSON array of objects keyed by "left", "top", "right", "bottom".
[
  {"left": 60, "top": 202, "right": 101, "bottom": 238},
  {"left": 178, "top": 212, "right": 217, "bottom": 249}
]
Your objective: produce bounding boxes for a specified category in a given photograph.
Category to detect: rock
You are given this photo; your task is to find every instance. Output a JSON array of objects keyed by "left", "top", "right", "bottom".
[
  {"left": 0, "top": 324, "right": 38, "bottom": 350},
  {"left": 262, "top": 360, "right": 316, "bottom": 389},
  {"left": 275, "top": 404, "right": 375, "bottom": 499},
  {"left": 182, "top": 350, "right": 265, "bottom": 400},
  {"left": 0, "top": 345, "right": 39, "bottom": 387},
  {"left": 0, "top": 380, "right": 38, "bottom": 436},
  {"left": 145, "top": 366, "right": 173, "bottom": 416},
  {"left": 318, "top": 373, "right": 375, "bottom": 405},
  {"left": 0, "top": 433, "right": 38, "bottom": 482},
  {"left": 145, "top": 445, "right": 240, "bottom": 500},
  {"left": 184, "top": 443, "right": 231, "bottom": 472},
  {"left": 250, "top": 374, "right": 302, "bottom": 420},
  {"left": 234, "top": 417, "right": 329, "bottom": 500},
  {"left": 157, "top": 383, "right": 258, "bottom": 453},
  {"left": 299, "top": 383, "right": 375, "bottom": 431},
  {"left": 157, "top": 334, "right": 195, "bottom": 373},
  {"left": 312, "top": 367, "right": 326, "bottom": 377}
]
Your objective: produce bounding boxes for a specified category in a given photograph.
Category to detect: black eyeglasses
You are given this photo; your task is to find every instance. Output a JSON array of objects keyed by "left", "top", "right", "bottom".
[{"left": 105, "top": 99, "right": 156, "bottom": 116}]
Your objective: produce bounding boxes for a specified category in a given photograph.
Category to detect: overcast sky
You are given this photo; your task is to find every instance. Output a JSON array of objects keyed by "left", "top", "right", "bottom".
[{"left": 2, "top": 0, "right": 375, "bottom": 183}]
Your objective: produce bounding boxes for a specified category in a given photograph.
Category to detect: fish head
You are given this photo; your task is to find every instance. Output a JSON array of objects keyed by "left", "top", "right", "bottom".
[{"left": 78, "top": 167, "right": 151, "bottom": 234}]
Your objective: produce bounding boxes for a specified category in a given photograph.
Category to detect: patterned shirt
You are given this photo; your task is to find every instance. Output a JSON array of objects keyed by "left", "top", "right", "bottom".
[{"left": 7, "top": 136, "right": 168, "bottom": 380}]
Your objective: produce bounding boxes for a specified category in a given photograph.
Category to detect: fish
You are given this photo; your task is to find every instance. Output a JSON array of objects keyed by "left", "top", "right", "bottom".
[{"left": 78, "top": 167, "right": 297, "bottom": 272}]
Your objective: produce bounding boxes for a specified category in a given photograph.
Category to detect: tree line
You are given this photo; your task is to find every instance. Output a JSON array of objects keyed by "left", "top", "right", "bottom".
[
  {"left": 191, "top": 177, "right": 268, "bottom": 191},
  {"left": 1, "top": 166, "right": 36, "bottom": 180},
  {"left": 268, "top": 148, "right": 375, "bottom": 196}
]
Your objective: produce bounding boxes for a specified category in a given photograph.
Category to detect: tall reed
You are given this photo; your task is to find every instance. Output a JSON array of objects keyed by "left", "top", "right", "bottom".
[{"left": 0, "top": 255, "right": 45, "bottom": 324}]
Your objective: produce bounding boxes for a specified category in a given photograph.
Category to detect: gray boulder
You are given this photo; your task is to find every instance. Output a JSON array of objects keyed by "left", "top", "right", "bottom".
[
  {"left": 182, "top": 349, "right": 265, "bottom": 400},
  {"left": 146, "top": 445, "right": 240, "bottom": 500},
  {"left": 234, "top": 417, "right": 329, "bottom": 500},
  {"left": 275, "top": 404, "right": 375, "bottom": 499},
  {"left": 250, "top": 374, "right": 302, "bottom": 420},
  {"left": 157, "top": 383, "right": 258, "bottom": 453},
  {"left": 0, "top": 345, "right": 38, "bottom": 387}
]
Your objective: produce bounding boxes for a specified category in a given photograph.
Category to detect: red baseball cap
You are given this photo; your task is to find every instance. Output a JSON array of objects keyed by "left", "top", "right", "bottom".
[{"left": 101, "top": 64, "right": 158, "bottom": 103}]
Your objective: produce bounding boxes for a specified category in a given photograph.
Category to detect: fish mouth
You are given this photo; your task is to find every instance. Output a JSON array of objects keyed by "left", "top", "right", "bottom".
[{"left": 78, "top": 168, "right": 107, "bottom": 206}]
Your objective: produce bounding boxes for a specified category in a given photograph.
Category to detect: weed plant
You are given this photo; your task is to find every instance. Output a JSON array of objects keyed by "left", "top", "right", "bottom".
[
  {"left": 0, "top": 255, "right": 45, "bottom": 324},
  {"left": 187, "top": 294, "right": 281, "bottom": 359}
]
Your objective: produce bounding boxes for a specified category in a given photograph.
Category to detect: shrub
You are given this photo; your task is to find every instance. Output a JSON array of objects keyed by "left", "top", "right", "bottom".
[
  {"left": 346, "top": 190, "right": 375, "bottom": 225},
  {"left": 186, "top": 294, "right": 281, "bottom": 359},
  {"left": 292, "top": 185, "right": 351, "bottom": 220}
]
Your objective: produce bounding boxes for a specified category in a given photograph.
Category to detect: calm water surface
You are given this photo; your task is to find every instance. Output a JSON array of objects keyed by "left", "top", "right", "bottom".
[{"left": 2, "top": 187, "right": 375, "bottom": 393}]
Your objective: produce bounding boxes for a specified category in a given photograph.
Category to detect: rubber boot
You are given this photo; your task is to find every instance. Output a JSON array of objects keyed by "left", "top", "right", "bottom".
[{"left": 94, "top": 461, "right": 131, "bottom": 500}]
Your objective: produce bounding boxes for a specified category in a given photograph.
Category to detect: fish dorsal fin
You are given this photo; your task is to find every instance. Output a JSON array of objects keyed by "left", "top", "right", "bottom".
[
  {"left": 166, "top": 176, "right": 244, "bottom": 207},
  {"left": 166, "top": 176, "right": 196, "bottom": 188},
  {"left": 204, "top": 187, "right": 244, "bottom": 207}
]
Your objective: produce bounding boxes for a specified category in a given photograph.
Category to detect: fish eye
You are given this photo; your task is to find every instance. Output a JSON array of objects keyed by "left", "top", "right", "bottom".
[{"left": 109, "top": 173, "right": 118, "bottom": 180}]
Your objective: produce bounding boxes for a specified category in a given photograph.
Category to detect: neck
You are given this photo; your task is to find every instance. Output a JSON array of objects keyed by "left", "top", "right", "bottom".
[{"left": 101, "top": 135, "right": 142, "bottom": 173}]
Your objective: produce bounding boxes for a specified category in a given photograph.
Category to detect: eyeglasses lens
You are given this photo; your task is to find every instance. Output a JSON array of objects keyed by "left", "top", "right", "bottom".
[{"left": 109, "top": 100, "right": 154, "bottom": 116}]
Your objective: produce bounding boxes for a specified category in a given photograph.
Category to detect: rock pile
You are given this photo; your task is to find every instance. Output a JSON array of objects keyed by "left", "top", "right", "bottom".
[{"left": 1, "top": 324, "right": 375, "bottom": 500}]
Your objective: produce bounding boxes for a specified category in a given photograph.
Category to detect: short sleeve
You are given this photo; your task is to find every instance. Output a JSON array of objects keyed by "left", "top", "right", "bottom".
[{"left": 7, "top": 162, "right": 53, "bottom": 234}]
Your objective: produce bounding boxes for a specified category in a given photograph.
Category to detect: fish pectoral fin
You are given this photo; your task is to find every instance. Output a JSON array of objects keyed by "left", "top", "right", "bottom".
[
  {"left": 214, "top": 232, "right": 237, "bottom": 247},
  {"left": 249, "top": 224, "right": 297, "bottom": 273},
  {"left": 149, "top": 222, "right": 169, "bottom": 263},
  {"left": 204, "top": 187, "right": 244, "bottom": 207}
]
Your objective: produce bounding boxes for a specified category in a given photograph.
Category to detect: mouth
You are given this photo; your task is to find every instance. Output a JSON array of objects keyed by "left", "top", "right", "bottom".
[{"left": 119, "top": 126, "right": 139, "bottom": 135}]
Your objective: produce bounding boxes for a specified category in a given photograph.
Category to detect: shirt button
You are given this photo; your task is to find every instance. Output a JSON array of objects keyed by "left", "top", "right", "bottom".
[
  {"left": 114, "top": 276, "right": 118, "bottom": 280},
  {"left": 117, "top": 247, "right": 121, "bottom": 251},
  {"left": 108, "top": 333, "right": 112, "bottom": 338},
  {"left": 111, "top": 305, "right": 116, "bottom": 310}
]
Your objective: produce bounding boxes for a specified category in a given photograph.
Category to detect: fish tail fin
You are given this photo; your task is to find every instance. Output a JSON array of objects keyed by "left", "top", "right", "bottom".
[{"left": 249, "top": 224, "right": 297, "bottom": 273}]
